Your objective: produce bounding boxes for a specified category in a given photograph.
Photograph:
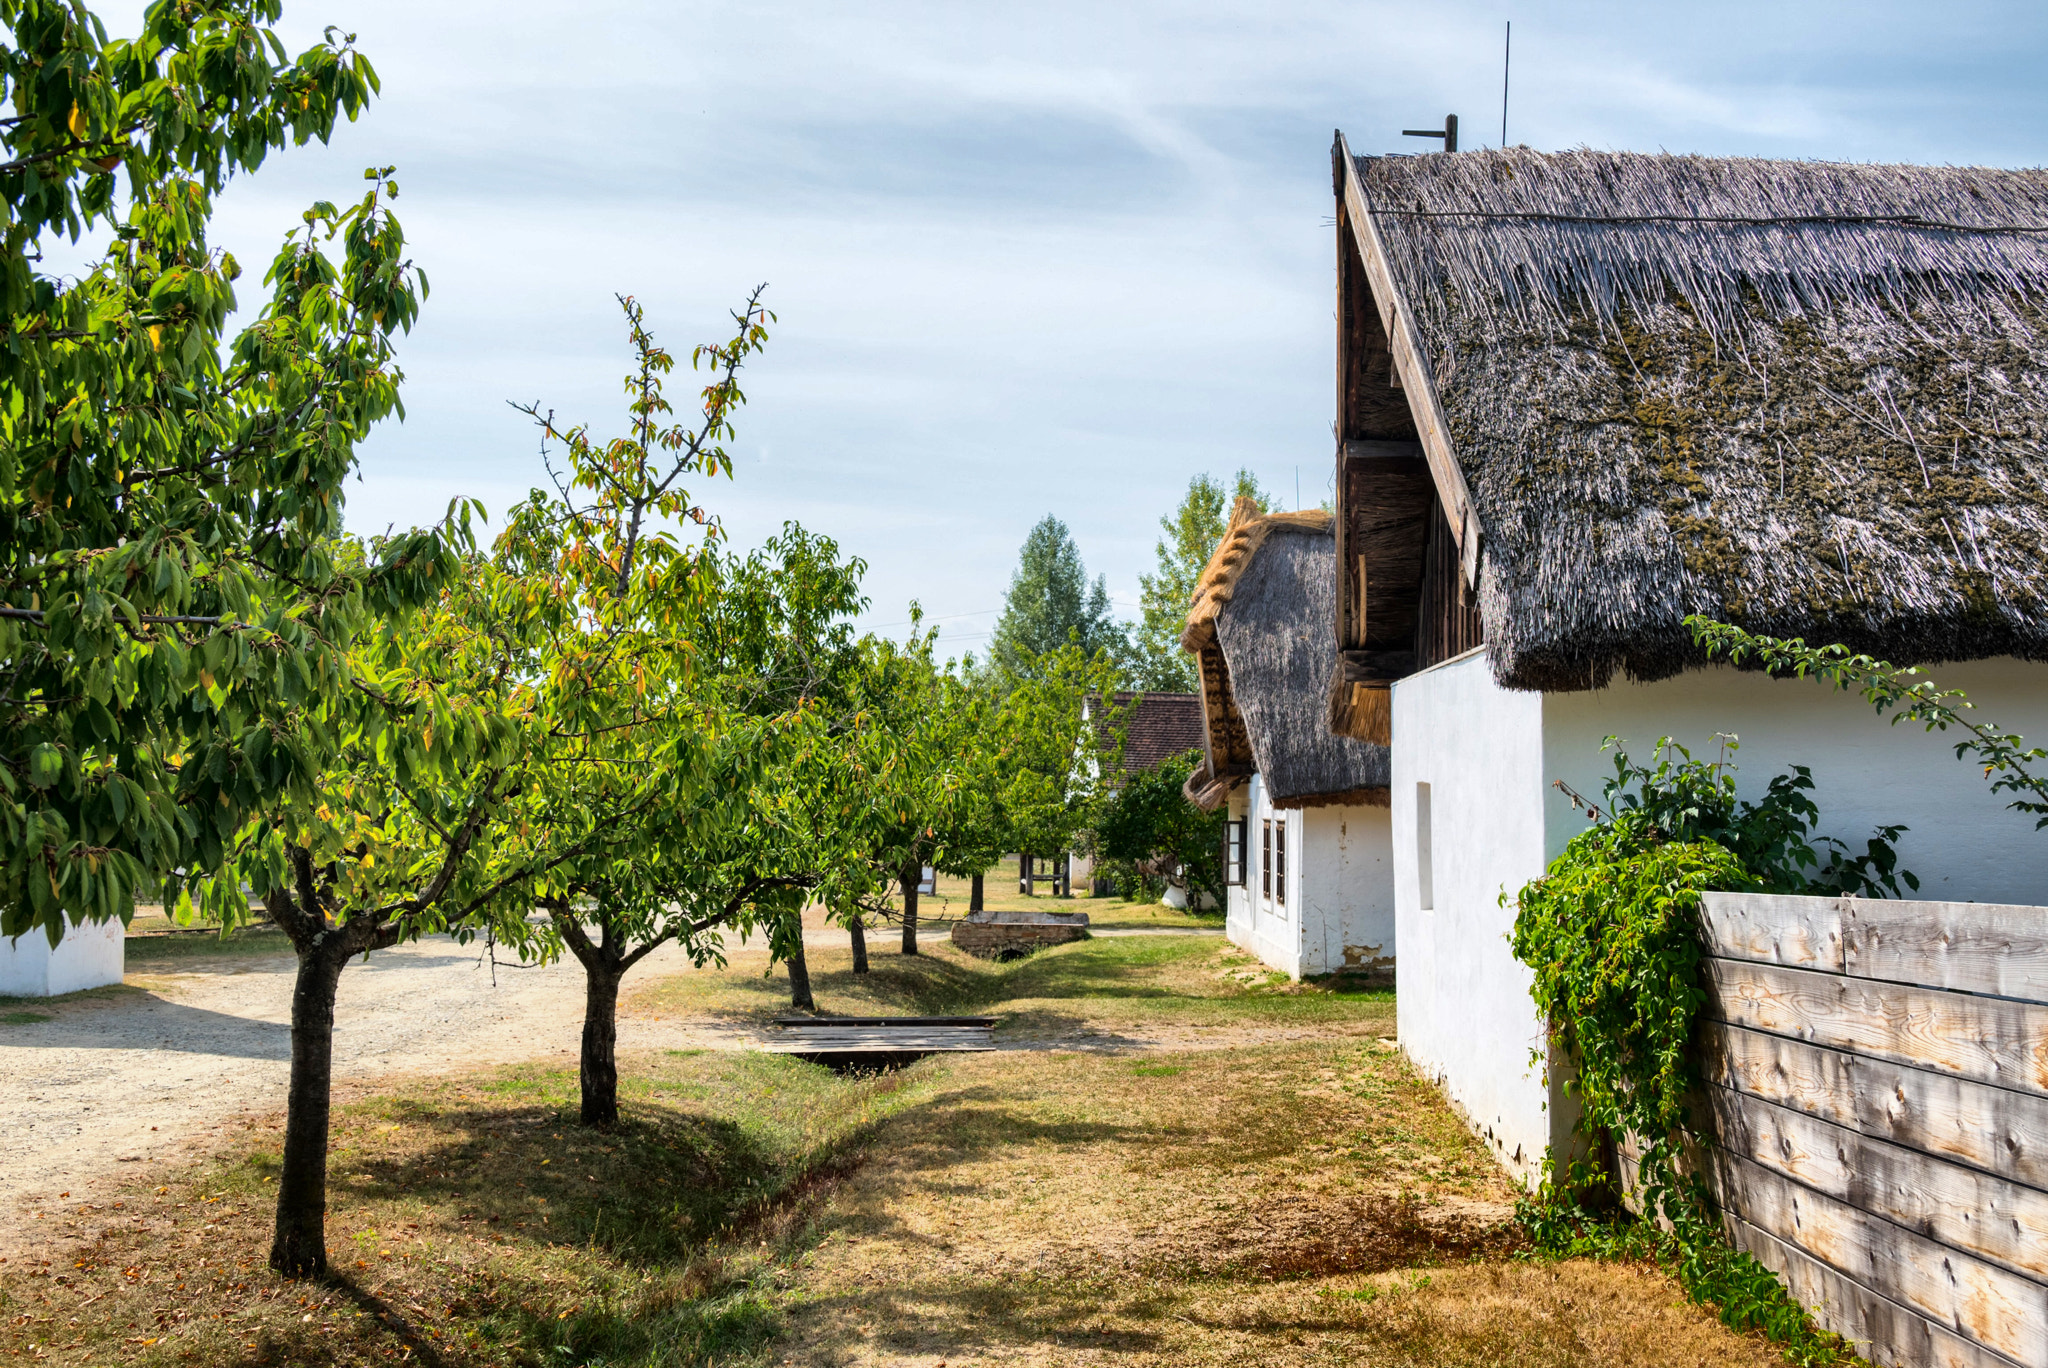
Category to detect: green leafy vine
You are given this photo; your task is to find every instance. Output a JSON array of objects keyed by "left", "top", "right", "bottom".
[{"left": 1509, "top": 737, "right": 1908, "bottom": 1365}]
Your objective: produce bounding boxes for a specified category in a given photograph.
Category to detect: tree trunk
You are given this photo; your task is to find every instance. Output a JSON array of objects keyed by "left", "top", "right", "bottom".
[
  {"left": 900, "top": 863, "right": 920, "bottom": 956},
  {"left": 969, "top": 873, "right": 984, "bottom": 913},
  {"left": 849, "top": 915, "right": 868, "bottom": 974},
  {"left": 580, "top": 963, "right": 623, "bottom": 1127},
  {"left": 786, "top": 920, "right": 815, "bottom": 1010},
  {"left": 1021, "top": 853, "right": 1034, "bottom": 896},
  {"left": 270, "top": 942, "right": 350, "bottom": 1278}
]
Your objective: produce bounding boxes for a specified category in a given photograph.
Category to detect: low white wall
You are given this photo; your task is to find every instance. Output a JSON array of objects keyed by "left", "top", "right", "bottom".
[
  {"left": 1542, "top": 657, "right": 2048, "bottom": 905},
  {"left": 1299, "top": 804, "right": 1394, "bottom": 978},
  {"left": 0, "top": 918, "right": 125, "bottom": 997},
  {"left": 1392, "top": 648, "right": 1570, "bottom": 1183}
]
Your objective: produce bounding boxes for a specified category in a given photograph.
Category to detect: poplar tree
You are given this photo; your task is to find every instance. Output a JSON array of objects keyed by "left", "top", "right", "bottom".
[
  {"left": 984, "top": 515, "right": 1124, "bottom": 680},
  {"left": 1129, "top": 470, "right": 1270, "bottom": 691}
]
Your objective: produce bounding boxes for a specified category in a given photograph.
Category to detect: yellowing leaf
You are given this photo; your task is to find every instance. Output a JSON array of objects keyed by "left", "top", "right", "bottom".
[{"left": 67, "top": 103, "right": 87, "bottom": 139}]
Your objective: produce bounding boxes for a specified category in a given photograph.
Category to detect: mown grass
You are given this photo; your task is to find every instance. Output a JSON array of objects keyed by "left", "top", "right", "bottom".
[
  {"left": 776, "top": 1041, "right": 1792, "bottom": 1367},
  {"left": 629, "top": 933, "right": 1392, "bottom": 1038},
  {"left": 122, "top": 915, "right": 295, "bottom": 968},
  {"left": 0, "top": 1050, "right": 927, "bottom": 1368},
  {"left": 921, "top": 858, "right": 1226, "bottom": 931},
  {"left": 2, "top": 931, "right": 1795, "bottom": 1368}
]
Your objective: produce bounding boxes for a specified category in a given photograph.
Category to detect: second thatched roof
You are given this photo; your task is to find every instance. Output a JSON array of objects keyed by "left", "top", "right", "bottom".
[
  {"left": 1182, "top": 502, "right": 1388, "bottom": 808},
  {"left": 1351, "top": 146, "right": 2048, "bottom": 690}
]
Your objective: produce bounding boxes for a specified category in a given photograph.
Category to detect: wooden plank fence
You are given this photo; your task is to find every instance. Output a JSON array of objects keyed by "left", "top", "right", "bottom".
[{"left": 1666, "top": 892, "right": 2048, "bottom": 1368}]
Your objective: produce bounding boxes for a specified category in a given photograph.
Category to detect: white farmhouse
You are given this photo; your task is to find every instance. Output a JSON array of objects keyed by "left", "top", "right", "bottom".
[
  {"left": 1181, "top": 503, "right": 1394, "bottom": 982},
  {"left": 1322, "top": 138, "right": 2048, "bottom": 1181}
]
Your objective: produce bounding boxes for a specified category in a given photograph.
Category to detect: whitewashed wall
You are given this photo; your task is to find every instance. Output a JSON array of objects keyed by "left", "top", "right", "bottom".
[
  {"left": 0, "top": 917, "right": 125, "bottom": 997},
  {"left": 1224, "top": 775, "right": 1394, "bottom": 980},
  {"left": 1391, "top": 647, "right": 1571, "bottom": 1184},
  {"left": 1394, "top": 650, "right": 2048, "bottom": 1187},
  {"left": 1300, "top": 804, "right": 1394, "bottom": 978},
  {"left": 1542, "top": 657, "right": 2048, "bottom": 905},
  {"left": 1224, "top": 785, "right": 1253, "bottom": 951},
  {"left": 1232, "top": 775, "right": 1303, "bottom": 975}
]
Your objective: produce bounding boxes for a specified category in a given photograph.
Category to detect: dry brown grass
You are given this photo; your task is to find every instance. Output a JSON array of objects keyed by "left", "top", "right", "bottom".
[
  {"left": 776, "top": 1044, "right": 1791, "bottom": 1368},
  {"left": 3, "top": 936, "right": 1797, "bottom": 1368}
]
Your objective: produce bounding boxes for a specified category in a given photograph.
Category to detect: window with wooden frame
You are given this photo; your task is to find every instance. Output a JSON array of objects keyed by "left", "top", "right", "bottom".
[
  {"left": 1274, "top": 818, "right": 1288, "bottom": 908},
  {"left": 1260, "top": 819, "right": 1272, "bottom": 900},
  {"left": 1225, "top": 820, "right": 1247, "bottom": 886}
]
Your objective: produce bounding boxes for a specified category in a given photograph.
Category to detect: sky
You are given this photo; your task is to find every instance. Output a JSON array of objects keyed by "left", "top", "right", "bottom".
[{"left": 86, "top": 0, "right": 2048, "bottom": 655}]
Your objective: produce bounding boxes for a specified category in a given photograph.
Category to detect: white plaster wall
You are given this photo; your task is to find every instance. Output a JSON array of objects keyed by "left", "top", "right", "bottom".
[
  {"left": 1391, "top": 648, "right": 1566, "bottom": 1183},
  {"left": 0, "top": 917, "right": 125, "bottom": 997},
  {"left": 1229, "top": 775, "right": 1308, "bottom": 978},
  {"left": 1299, "top": 805, "right": 1395, "bottom": 978},
  {"left": 1223, "top": 785, "right": 1255, "bottom": 957},
  {"left": 1542, "top": 657, "right": 2048, "bottom": 904}
]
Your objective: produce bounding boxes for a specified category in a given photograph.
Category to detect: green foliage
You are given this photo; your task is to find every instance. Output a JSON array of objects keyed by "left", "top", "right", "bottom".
[
  {"left": 0, "top": 0, "right": 461, "bottom": 945},
  {"left": 984, "top": 514, "right": 1125, "bottom": 680},
  {"left": 1093, "top": 747, "right": 1224, "bottom": 905},
  {"left": 1128, "top": 469, "right": 1270, "bottom": 691},
  {"left": 1688, "top": 615, "right": 2048, "bottom": 829},
  {"left": 1567, "top": 734, "right": 1918, "bottom": 898},
  {"left": 1510, "top": 741, "right": 1885, "bottom": 1364}
]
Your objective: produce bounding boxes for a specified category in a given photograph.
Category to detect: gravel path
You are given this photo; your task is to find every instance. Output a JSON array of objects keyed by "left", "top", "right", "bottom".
[{"left": 0, "top": 923, "right": 1223, "bottom": 1248}]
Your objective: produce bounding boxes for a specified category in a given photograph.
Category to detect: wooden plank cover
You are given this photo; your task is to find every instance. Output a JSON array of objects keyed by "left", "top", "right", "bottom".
[
  {"left": 1706, "top": 1083, "right": 2048, "bottom": 1281},
  {"left": 1704, "top": 1146, "right": 2048, "bottom": 1364},
  {"left": 1731, "top": 1216, "right": 2026, "bottom": 1368},
  {"left": 1703, "top": 1022, "right": 2048, "bottom": 1193},
  {"left": 1705, "top": 957, "right": 2048, "bottom": 1098},
  {"left": 1702, "top": 892, "right": 2048, "bottom": 999}
]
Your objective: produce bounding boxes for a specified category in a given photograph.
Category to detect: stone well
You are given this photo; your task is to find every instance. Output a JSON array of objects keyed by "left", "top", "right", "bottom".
[{"left": 949, "top": 910, "right": 1090, "bottom": 960}]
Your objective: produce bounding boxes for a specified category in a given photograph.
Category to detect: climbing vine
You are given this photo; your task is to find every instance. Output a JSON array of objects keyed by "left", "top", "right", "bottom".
[{"left": 1509, "top": 737, "right": 1912, "bottom": 1364}]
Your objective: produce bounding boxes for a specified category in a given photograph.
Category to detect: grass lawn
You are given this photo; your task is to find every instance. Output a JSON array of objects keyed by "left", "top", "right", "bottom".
[
  {"left": 1, "top": 936, "right": 1797, "bottom": 1368},
  {"left": 120, "top": 913, "right": 296, "bottom": 970},
  {"left": 629, "top": 934, "right": 1391, "bottom": 1038},
  {"left": 922, "top": 856, "right": 1225, "bottom": 932}
]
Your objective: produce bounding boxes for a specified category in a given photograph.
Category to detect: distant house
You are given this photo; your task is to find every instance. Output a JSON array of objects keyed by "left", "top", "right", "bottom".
[
  {"left": 1325, "top": 137, "right": 2048, "bottom": 1179},
  {"left": 1182, "top": 502, "right": 1393, "bottom": 980}
]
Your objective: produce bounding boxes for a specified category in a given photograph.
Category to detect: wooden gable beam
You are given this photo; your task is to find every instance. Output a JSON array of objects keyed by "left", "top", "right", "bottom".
[{"left": 1335, "top": 131, "right": 1483, "bottom": 591}]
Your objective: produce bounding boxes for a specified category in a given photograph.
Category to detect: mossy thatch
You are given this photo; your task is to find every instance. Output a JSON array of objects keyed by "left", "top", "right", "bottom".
[{"left": 1355, "top": 147, "right": 2048, "bottom": 690}]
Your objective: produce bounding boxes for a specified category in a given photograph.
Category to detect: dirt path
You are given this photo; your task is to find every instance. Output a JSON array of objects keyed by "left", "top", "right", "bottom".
[{"left": 0, "top": 932, "right": 787, "bottom": 1247}]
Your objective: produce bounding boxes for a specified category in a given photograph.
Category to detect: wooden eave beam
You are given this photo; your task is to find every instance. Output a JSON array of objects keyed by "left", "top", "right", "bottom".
[{"left": 1336, "top": 131, "right": 1483, "bottom": 591}]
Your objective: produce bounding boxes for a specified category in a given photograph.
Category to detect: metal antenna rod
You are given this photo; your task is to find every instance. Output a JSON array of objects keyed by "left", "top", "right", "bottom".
[{"left": 1502, "top": 22, "right": 1512, "bottom": 147}]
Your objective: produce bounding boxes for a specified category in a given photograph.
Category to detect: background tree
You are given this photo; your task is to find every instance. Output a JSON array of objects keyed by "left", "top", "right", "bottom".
[
  {"left": 984, "top": 515, "right": 1125, "bottom": 680},
  {"left": 1094, "top": 747, "right": 1226, "bottom": 905},
  {"left": 0, "top": 6, "right": 445, "bottom": 948},
  {"left": 1129, "top": 470, "right": 1271, "bottom": 691},
  {"left": 996, "top": 643, "right": 1130, "bottom": 890}
]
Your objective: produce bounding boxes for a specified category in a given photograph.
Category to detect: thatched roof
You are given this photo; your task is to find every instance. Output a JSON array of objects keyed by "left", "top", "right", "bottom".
[
  {"left": 1181, "top": 501, "right": 1389, "bottom": 809},
  {"left": 1348, "top": 145, "right": 2048, "bottom": 690}
]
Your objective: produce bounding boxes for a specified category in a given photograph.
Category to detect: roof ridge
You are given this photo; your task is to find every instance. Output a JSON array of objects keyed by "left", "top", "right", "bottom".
[{"left": 1181, "top": 500, "right": 1332, "bottom": 654}]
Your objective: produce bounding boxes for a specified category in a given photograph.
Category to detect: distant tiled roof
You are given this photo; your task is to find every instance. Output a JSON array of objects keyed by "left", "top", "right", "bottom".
[{"left": 1095, "top": 691, "right": 1204, "bottom": 772}]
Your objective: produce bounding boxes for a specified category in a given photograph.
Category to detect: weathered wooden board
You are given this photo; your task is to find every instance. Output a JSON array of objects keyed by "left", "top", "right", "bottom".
[
  {"left": 1730, "top": 1214, "right": 2027, "bottom": 1368},
  {"left": 1336, "top": 139, "right": 1480, "bottom": 588},
  {"left": 1703, "top": 1024, "right": 2048, "bottom": 1192},
  {"left": 1702, "top": 1146, "right": 2048, "bottom": 1364},
  {"left": 760, "top": 1027, "right": 993, "bottom": 1054},
  {"left": 1702, "top": 892, "right": 2048, "bottom": 999},
  {"left": 773, "top": 1016, "right": 995, "bottom": 1028},
  {"left": 1705, "top": 1082, "right": 2048, "bottom": 1282},
  {"left": 1705, "top": 957, "right": 2048, "bottom": 1097}
]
